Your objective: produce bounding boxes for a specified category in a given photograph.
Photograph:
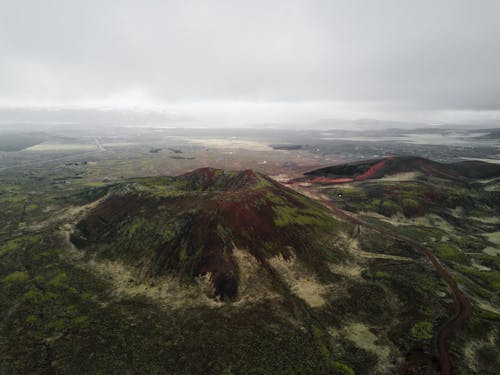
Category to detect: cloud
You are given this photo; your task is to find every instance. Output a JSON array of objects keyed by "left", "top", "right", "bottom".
[{"left": 0, "top": 0, "right": 499, "bottom": 122}]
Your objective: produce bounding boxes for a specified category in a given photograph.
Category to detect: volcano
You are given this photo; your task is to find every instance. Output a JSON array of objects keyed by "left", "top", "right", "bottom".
[
  {"left": 71, "top": 168, "right": 344, "bottom": 300},
  {"left": 298, "top": 156, "right": 500, "bottom": 184}
]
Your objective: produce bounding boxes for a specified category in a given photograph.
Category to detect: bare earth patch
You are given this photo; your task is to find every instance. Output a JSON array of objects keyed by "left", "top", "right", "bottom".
[
  {"left": 485, "top": 230, "right": 500, "bottom": 245},
  {"left": 268, "top": 254, "right": 329, "bottom": 308},
  {"left": 231, "top": 247, "right": 281, "bottom": 305},
  {"left": 341, "top": 322, "right": 394, "bottom": 373},
  {"left": 470, "top": 216, "right": 500, "bottom": 224},
  {"left": 348, "top": 238, "right": 412, "bottom": 262},
  {"left": 378, "top": 172, "right": 421, "bottom": 181},
  {"left": 483, "top": 247, "right": 500, "bottom": 256},
  {"left": 365, "top": 212, "right": 455, "bottom": 234},
  {"left": 482, "top": 231, "right": 500, "bottom": 256},
  {"left": 61, "top": 227, "right": 223, "bottom": 309},
  {"left": 328, "top": 261, "right": 364, "bottom": 278}
]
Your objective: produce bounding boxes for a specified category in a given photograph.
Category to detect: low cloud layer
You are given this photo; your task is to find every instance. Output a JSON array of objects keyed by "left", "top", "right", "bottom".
[{"left": 1, "top": 0, "right": 499, "bottom": 124}]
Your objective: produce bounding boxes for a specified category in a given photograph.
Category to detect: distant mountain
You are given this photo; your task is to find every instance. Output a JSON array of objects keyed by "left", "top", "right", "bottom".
[
  {"left": 71, "top": 168, "right": 345, "bottom": 300},
  {"left": 298, "top": 156, "right": 500, "bottom": 184}
]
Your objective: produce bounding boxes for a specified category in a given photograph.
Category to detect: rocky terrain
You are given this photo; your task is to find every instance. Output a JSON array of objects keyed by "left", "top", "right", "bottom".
[{"left": 1, "top": 157, "right": 499, "bottom": 374}]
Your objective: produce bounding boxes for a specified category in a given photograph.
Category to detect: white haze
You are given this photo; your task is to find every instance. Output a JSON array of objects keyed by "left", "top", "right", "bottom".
[{"left": 1, "top": 0, "right": 499, "bottom": 127}]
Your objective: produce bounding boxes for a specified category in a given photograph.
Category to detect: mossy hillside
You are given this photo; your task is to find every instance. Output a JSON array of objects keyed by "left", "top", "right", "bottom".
[
  {"left": 454, "top": 265, "right": 500, "bottom": 292},
  {"left": 452, "top": 309, "right": 500, "bottom": 373},
  {"left": 72, "top": 168, "right": 347, "bottom": 299},
  {"left": 1, "top": 230, "right": 336, "bottom": 374},
  {"left": 325, "top": 179, "right": 487, "bottom": 219}
]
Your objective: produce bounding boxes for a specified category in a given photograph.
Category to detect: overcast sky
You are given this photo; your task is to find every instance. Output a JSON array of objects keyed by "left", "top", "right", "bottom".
[{"left": 1, "top": 0, "right": 499, "bottom": 125}]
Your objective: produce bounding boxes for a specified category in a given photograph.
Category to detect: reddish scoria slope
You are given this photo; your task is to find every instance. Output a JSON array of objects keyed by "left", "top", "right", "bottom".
[{"left": 71, "top": 168, "right": 345, "bottom": 300}]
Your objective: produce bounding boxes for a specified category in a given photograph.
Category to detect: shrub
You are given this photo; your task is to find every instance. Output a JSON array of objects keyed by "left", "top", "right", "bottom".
[
  {"left": 3, "top": 271, "right": 29, "bottom": 283},
  {"left": 436, "top": 243, "right": 467, "bottom": 264},
  {"left": 379, "top": 200, "right": 400, "bottom": 217},
  {"left": 410, "top": 321, "right": 433, "bottom": 340}
]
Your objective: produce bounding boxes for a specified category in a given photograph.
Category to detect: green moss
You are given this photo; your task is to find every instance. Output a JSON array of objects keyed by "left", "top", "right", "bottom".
[
  {"left": 365, "top": 198, "right": 381, "bottom": 212},
  {"left": 264, "top": 192, "right": 286, "bottom": 205},
  {"left": 477, "top": 309, "right": 500, "bottom": 321},
  {"left": 80, "top": 292, "right": 93, "bottom": 300},
  {"left": 25, "top": 203, "right": 38, "bottom": 212},
  {"left": 3, "top": 271, "right": 29, "bottom": 283},
  {"left": 256, "top": 174, "right": 273, "bottom": 188},
  {"left": 22, "top": 289, "right": 43, "bottom": 302},
  {"left": 332, "top": 361, "right": 355, "bottom": 375},
  {"left": 473, "top": 254, "right": 500, "bottom": 271},
  {"left": 217, "top": 224, "right": 233, "bottom": 255},
  {"left": 455, "top": 265, "right": 500, "bottom": 291},
  {"left": 43, "top": 291, "right": 60, "bottom": 300},
  {"left": 47, "top": 272, "right": 67, "bottom": 288},
  {"left": 379, "top": 200, "right": 400, "bottom": 217},
  {"left": 26, "top": 315, "right": 38, "bottom": 324},
  {"left": 26, "top": 234, "right": 42, "bottom": 244},
  {"left": 410, "top": 321, "right": 433, "bottom": 340},
  {"left": 1, "top": 194, "right": 27, "bottom": 203},
  {"left": 273, "top": 205, "right": 328, "bottom": 227},
  {"left": 179, "top": 245, "right": 188, "bottom": 263},
  {"left": 452, "top": 236, "right": 486, "bottom": 253},
  {"left": 216, "top": 224, "right": 233, "bottom": 241},
  {"left": 53, "top": 319, "right": 66, "bottom": 332},
  {"left": 0, "top": 235, "right": 41, "bottom": 257},
  {"left": 436, "top": 243, "right": 465, "bottom": 262},
  {"left": 374, "top": 271, "right": 387, "bottom": 279},
  {"left": 125, "top": 217, "right": 145, "bottom": 238},
  {"left": 0, "top": 239, "right": 21, "bottom": 256},
  {"left": 72, "top": 316, "right": 90, "bottom": 329},
  {"left": 402, "top": 198, "right": 418, "bottom": 206}
]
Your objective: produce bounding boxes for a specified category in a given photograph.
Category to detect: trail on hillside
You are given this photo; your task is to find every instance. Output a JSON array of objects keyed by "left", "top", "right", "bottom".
[{"left": 294, "top": 187, "right": 471, "bottom": 375}]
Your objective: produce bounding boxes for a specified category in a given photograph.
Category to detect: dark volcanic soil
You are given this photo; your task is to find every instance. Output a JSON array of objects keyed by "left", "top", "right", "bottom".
[{"left": 292, "top": 186, "right": 472, "bottom": 375}]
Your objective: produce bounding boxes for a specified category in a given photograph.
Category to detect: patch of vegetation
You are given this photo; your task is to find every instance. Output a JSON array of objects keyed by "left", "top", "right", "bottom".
[
  {"left": 47, "top": 271, "right": 68, "bottom": 288},
  {"left": 0, "top": 239, "right": 22, "bottom": 257},
  {"left": 273, "top": 205, "right": 327, "bottom": 227},
  {"left": 3, "top": 271, "right": 30, "bottom": 283},
  {"left": 435, "top": 243, "right": 468, "bottom": 264},
  {"left": 454, "top": 265, "right": 500, "bottom": 292},
  {"left": 410, "top": 321, "right": 433, "bottom": 340},
  {"left": 332, "top": 361, "right": 355, "bottom": 375},
  {"left": 451, "top": 235, "right": 487, "bottom": 253},
  {"left": 373, "top": 271, "right": 387, "bottom": 279}
]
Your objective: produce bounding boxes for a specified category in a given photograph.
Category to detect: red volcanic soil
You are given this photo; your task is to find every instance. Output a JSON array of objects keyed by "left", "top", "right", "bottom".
[{"left": 355, "top": 158, "right": 393, "bottom": 180}]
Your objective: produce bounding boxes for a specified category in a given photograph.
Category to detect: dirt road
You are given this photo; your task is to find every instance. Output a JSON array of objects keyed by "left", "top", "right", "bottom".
[{"left": 294, "top": 187, "right": 471, "bottom": 375}]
